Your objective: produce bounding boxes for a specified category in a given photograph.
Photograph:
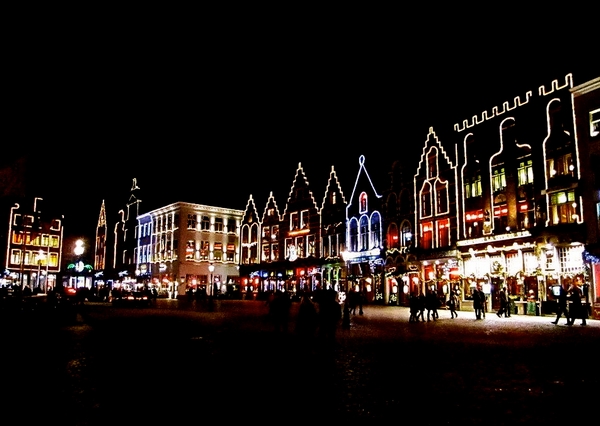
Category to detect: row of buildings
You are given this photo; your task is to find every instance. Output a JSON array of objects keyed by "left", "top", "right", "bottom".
[{"left": 2, "top": 73, "right": 599, "bottom": 316}]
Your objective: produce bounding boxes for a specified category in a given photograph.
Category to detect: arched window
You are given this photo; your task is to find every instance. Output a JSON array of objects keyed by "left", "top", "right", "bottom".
[
  {"left": 370, "top": 212, "right": 381, "bottom": 248},
  {"left": 360, "top": 192, "right": 368, "bottom": 213},
  {"left": 387, "top": 223, "right": 399, "bottom": 250},
  {"left": 349, "top": 218, "right": 359, "bottom": 252},
  {"left": 360, "top": 216, "right": 369, "bottom": 251}
]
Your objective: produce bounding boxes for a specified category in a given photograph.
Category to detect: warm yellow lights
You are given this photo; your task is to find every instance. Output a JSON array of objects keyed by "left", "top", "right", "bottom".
[{"left": 288, "top": 228, "right": 310, "bottom": 237}]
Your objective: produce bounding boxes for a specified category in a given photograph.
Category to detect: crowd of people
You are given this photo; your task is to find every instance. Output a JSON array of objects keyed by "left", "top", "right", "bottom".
[
  {"left": 404, "top": 282, "right": 591, "bottom": 325},
  {"left": 266, "top": 288, "right": 343, "bottom": 344}
]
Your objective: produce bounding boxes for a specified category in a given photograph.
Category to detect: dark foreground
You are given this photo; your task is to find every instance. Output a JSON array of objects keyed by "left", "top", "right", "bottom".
[{"left": 2, "top": 299, "right": 599, "bottom": 425}]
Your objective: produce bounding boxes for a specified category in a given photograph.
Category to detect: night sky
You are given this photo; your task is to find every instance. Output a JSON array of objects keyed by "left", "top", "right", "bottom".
[{"left": 4, "top": 32, "right": 595, "bottom": 244}]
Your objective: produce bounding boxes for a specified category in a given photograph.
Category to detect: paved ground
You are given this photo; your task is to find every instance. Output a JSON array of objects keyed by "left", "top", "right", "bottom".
[{"left": 2, "top": 299, "right": 598, "bottom": 425}]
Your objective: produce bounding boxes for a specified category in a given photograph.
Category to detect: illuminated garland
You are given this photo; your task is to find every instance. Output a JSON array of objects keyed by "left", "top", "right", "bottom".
[{"left": 582, "top": 250, "right": 600, "bottom": 264}]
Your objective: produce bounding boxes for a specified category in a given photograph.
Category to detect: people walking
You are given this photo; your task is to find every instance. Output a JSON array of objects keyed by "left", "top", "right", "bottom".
[
  {"left": 409, "top": 292, "right": 420, "bottom": 322},
  {"left": 426, "top": 288, "right": 438, "bottom": 321},
  {"left": 552, "top": 285, "right": 570, "bottom": 325},
  {"left": 567, "top": 283, "right": 587, "bottom": 326},
  {"left": 479, "top": 287, "right": 487, "bottom": 319},
  {"left": 497, "top": 287, "right": 508, "bottom": 318},
  {"left": 447, "top": 290, "right": 458, "bottom": 319},
  {"left": 473, "top": 286, "right": 483, "bottom": 320},
  {"left": 417, "top": 291, "right": 426, "bottom": 322},
  {"left": 348, "top": 288, "right": 358, "bottom": 315}
]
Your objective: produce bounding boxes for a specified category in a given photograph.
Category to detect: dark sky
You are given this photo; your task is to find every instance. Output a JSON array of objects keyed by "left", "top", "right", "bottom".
[{"left": 5, "top": 31, "right": 595, "bottom": 243}]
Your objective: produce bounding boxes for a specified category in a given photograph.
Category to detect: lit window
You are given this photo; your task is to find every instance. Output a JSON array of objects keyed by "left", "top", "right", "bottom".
[
  {"left": 359, "top": 192, "right": 368, "bottom": 213},
  {"left": 517, "top": 160, "right": 534, "bottom": 185},
  {"left": 201, "top": 216, "right": 210, "bottom": 231},
  {"left": 549, "top": 190, "right": 578, "bottom": 224},
  {"left": 301, "top": 210, "right": 309, "bottom": 228},
  {"left": 187, "top": 214, "right": 197, "bottom": 229},
  {"left": 464, "top": 175, "right": 482, "bottom": 199},
  {"left": 591, "top": 108, "right": 599, "bottom": 137},
  {"left": 213, "top": 242, "right": 223, "bottom": 261},
  {"left": 492, "top": 168, "right": 507, "bottom": 192},
  {"left": 186, "top": 241, "right": 194, "bottom": 260}
]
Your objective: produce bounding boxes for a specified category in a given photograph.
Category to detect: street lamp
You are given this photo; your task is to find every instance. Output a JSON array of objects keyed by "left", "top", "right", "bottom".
[
  {"left": 208, "top": 263, "right": 215, "bottom": 311},
  {"left": 74, "top": 239, "right": 85, "bottom": 288}
]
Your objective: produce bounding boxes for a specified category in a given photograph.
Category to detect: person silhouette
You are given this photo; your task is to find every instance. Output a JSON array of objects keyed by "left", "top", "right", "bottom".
[
  {"left": 296, "top": 293, "right": 319, "bottom": 341},
  {"left": 497, "top": 287, "right": 508, "bottom": 318},
  {"left": 567, "top": 284, "right": 586, "bottom": 326},
  {"left": 317, "top": 289, "right": 342, "bottom": 343},
  {"left": 409, "top": 292, "right": 420, "bottom": 322},
  {"left": 426, "top": 288, "right": 438, "bottom": 321},
  {"left": 552, "top": 285, "right": 569, "bottom": 325},
  {"left": 447, "top": 290, "right": 458, "bottom": 319},
  {"left": 473, "top": 286, "right": 483, "bottom": 320},
  {"left": 269, "top": 290, "right": 292, "bottom": 333}
]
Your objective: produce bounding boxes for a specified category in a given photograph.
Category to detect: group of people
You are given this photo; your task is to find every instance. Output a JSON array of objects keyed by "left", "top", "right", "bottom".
[
  {"left": 267, "top": 289, "right": 343, "bottom": 343},
  {"left": 552, "top": 282, "right": 589, "bottom": 326},
  {"left": 408, "top": 288, "right": 446, "bottom": 322}
]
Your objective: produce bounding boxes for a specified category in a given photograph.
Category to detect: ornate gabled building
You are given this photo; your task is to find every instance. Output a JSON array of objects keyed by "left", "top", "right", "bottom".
[
  {"left": 94, "top": 200, "right": 107, "bottom": 271},
  {"left": 1, "top": 196, "right": 63, "bottom": 292},
  {"left": 342, "top": 155, "right": 384, "bottom": 303},
  {"left": 93, "top": 178, "right": 142, "bottom": 289},
  {"left": 412, "top": 129, "right": 461, "bottom": 302},
  {"left": 382, "top": 158, "right": 418, "bottom": 306},
  {"left": 378, "top": 73, "right": 600, "bottom": 315},
  {"left": 572, "top": 76, "right": 600, "bottom": 312},
  {"left": 319, "top": 166, "right": 347, "bottom": 291},
  {"left": 239, "top": 163, "right": 347, "bottom": 298},
  {"left": 448, "top": 74, "right": 585, "bottom": 309}
]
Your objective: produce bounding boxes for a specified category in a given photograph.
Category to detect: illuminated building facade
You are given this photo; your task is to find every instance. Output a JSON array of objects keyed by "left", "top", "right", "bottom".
[
  {"left": 411, "top": 128, "right": 461, "bottom": 307},
  {"left": 1, "top": 196, "right": 63, "bottom": 292},
  {"left": 342, "top": 155, "right": 384, "bottom": 303},
  {"left": 239, "top": 163, "right": 347, "bottom": 298},
  {"left": 381, "top": 160, "right": 417, "bottom": 306},
  {"left": 572, "top": 76, "right": 600, "bottom": 316},
  {"left": 136, "top": 202, "right": 243, "bottom": 298},
  {"left": 395, "top": 73, "right": 596, "bottom": 314},
  {"left": 93, "top": 178, "right": 142, "bottom": 290}
]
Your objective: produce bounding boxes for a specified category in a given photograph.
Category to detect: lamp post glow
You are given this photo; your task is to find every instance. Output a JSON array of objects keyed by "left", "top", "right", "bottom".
[
  {"left": 74, "top": 239, "right": 85, "bottom": 288},
  {"left": 208, "top": 263, "right": 215, "bottom": 311}
]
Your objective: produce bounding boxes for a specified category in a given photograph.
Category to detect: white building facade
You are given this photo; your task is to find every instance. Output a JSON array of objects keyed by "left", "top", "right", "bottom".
[{"left": 136, "top": 202, "right": 243, "bottom": 298}]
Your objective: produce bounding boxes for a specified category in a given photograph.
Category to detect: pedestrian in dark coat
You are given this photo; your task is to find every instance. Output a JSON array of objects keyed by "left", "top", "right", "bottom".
[
  {"left": 317, "top": 289, "right": 342, "bottom": 343},
  {"left": 478, "top": 287, "right": 487, "bottom": 319},
  {"left": 567, "top": 284, "right": 586, "bottom": 326},
  {"left": 269, "top": 290, "right": 292, "bottom": 333},
  {"left": 497, "top": 287, "right": 508, "bottom": 318},
  {"left": 296, "top": 293, "right": 319, "bottom": 340},
  {"left": 417, "top": 291, "right": 426, "bottom": 322},
  {"left": 426, "top": 289, "right": 438, "bottom": 321},
  {"left": 552, "top": 285, "right": 569, "bottom": 325},
  {"left": 473, "top": 286, "right": 483, "bottom": 320},
  {"left": 447, "top": 290, "right": 458, "bottom": 319},
  {"left": 409, "top": 292, "right": 420, "bottom": 322}
]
